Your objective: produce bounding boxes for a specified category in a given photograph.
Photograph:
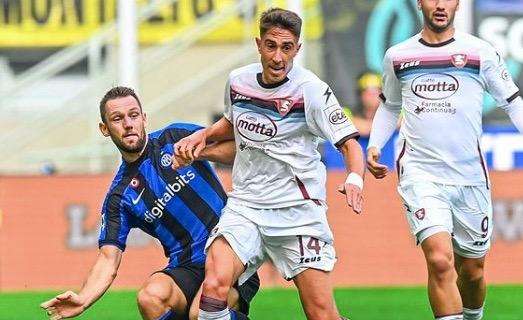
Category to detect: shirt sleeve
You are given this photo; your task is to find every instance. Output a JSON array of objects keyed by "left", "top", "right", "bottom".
[
  {"left": 368, "top": 50, "right": 403, "bottom": 150},
  {"left": 380, "top": 49, "right": 403, "bottom": 108},
  {"left": 481, "top": 46, "right": 520, "bottom": 107},
  {"left": 98, "top": 193, "right": 133, "bottom": 251},
  {"left": 223, "top": 77, "right": 233, "bottom": 121},
  {"left": 304, "top": 80, "right": 359, "bottom": 148}
]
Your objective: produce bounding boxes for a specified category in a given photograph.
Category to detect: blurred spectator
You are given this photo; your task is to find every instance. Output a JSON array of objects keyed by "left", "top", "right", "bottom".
[
  {"left": 40, "top": 160, "right": 57, "bottom": 175},
  {"left": 344, "top": 72, "right": 382, "bottom": 136}
]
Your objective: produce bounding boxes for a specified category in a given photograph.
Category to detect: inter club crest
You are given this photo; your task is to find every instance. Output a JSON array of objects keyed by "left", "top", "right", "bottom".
[
  {"left": 451, "top": 54, "right": 468, "bottom": 68},
  {"left": 276, "top": 99, "right": 293, "bottom": 116}
]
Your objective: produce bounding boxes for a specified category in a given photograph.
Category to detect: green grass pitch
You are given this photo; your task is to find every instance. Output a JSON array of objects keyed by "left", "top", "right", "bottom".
[{"left": 1, "top": 285, "right": 521, "bottom": 319}]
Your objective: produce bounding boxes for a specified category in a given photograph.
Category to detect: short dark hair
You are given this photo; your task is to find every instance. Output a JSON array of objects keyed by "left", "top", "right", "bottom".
[
  {"left": 99, "top": 86, "right": 142, "bottom": 123},
  {"left": 259, "top": 7, "right": 302, "bottom": 39}
]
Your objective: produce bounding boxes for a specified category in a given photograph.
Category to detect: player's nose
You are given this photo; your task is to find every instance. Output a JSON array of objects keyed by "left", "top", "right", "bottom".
[
  {"left": 272, "top": 49, "right": 283, "bottom": 63},
  {"left": 122, "top": 116, "right": 134, "bottom": 128}
]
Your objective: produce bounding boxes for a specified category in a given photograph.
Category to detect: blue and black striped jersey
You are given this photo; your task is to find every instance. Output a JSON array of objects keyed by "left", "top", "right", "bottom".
[{"left": 98, "top": 123, "right": 227, "bottom": 267}]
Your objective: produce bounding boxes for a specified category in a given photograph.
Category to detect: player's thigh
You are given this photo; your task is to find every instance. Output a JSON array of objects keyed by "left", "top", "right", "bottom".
[
  {"left": 139, "top": 272, "right": 187, "bottom": 312},
  {"left": 398, "top": 181, "right": 454, "bottom": 244},
  {"left": 452, "top": 185, "right": 493, "bottom": 259},
  {"left": 205, "top": 205, "right": 263, "bottom": 285},
  {"left": 293, "top": 268, "right": 338, "bottom": 319}
]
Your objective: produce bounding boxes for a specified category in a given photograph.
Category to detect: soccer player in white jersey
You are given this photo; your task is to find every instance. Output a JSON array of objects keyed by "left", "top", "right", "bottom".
[
  {"left": 367, "top": 1, "right": 523, "bottom": 320},
  {"left": 173, "top": 8, "right": 364, "bottom": 320}
]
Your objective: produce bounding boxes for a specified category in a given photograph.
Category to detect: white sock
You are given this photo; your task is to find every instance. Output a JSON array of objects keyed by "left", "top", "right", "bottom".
[
  {"left": 436, "top": 314, "right": 463, "bottom": 320},
  {"left": 463, "top": 306, "right": 484, "bottom": 320},
  {"left": 198, "top": 309, "right": 230, "bottom": 320}
]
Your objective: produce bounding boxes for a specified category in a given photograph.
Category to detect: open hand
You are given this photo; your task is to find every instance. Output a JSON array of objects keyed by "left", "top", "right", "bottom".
[
  {"left": 337, "top": 183, "right": 363, "bottom": 214},
  {"left": 40, "top": 291, "right": 86, "bottom": 319},
  {"left": 367, "top": 147, "right": 388, "bottom": 179}
]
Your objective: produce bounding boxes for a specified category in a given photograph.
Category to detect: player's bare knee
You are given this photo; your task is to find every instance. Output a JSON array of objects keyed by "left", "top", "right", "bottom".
[
  {"left": 202, "top": 275, "right": 230, "bottom": 301},
  {"left": 302, "top": 295, "right": 336, "bottom": 320},
  {"left": 427, "top": 252, "right": 455, "bottom": 280},
  {"left": 304, "top": 303, "right": 336, "bottom": 320},
  {"left": 137, "top": 284, "right": 170, "bottom": 311},
  {"left": 459, "top": 259, "right": 485, "bottom": 283}
]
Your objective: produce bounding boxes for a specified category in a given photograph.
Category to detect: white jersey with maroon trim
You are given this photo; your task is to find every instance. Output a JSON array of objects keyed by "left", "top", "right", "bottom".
[
  {"left": 223, "top": 63, "right": 359, "bottom": 208},
  {"left": 377, "top": 31, "right": 520, "bottom": 186}
]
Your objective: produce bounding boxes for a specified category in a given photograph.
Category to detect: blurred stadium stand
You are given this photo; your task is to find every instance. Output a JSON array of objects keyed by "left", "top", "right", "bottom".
[
  {"left": 0, "top": 0, "right": 324, "bottom": 174},
  {"left": 0, "top": 0, "right": 521, "bottom": 175}
]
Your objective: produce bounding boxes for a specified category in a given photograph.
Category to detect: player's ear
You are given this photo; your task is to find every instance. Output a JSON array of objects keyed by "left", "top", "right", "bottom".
[
  {"left": 142, "top": 112, "right": 148, "bottom": 128},
  {"left": 99, "top": 122, "right": 110, "bottom": 137},
  {"left": 417, "top": 0, "right": 421, "bottom": 10},
  {"left": 255, "top": 37, "right": 262, "bottom": 54}
]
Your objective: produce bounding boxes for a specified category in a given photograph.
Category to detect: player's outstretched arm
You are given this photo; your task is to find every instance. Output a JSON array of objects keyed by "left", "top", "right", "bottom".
[
  {"left": 171, "top": 140, "right": 236, "bottom": 169},
  {"left": 338, "top": 138, "right": 365, "bottom": 214},
  {"left": 198, "top": 140, "right": 236, "bottom": 165},
  {"left": 40, "top": 245, "right": 122, "bottom": 319},
  {"left": 174, "top": 117, "right": 234, "bottom": 164}
]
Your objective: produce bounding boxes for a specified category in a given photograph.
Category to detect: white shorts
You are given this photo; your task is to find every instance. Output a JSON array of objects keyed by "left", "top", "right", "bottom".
[
  {"left": 398, "top": 181, "right": 493, "bottom": 258},
  {"left": 206, "top": 200, "right": 337, "bottom": 284}
]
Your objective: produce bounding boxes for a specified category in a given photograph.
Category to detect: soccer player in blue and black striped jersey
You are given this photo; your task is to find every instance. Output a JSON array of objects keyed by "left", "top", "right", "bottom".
[{"left": 41, "top": 87, "right": 259, "bottom": 320}]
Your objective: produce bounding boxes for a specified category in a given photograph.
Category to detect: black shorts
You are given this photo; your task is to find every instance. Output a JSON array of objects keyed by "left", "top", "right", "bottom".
[{"left": 159, "top": 264, "right": 260, "bottom": 315}]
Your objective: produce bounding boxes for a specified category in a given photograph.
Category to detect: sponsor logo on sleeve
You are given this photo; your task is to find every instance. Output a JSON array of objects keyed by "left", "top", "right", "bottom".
[
  {"left": 323, "top": 105, "right": 351, "bottom": 132},
  {"left": 328, "top": 109, "right": 348, "bottom": 125},
  {"left": 501, "top": 69, "right": 510, "bottom": 81}
]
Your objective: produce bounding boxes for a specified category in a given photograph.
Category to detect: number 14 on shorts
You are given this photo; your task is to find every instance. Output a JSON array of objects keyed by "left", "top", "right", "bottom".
[{"left": 297, "top": 235, "right": 323, "bottom": 263}]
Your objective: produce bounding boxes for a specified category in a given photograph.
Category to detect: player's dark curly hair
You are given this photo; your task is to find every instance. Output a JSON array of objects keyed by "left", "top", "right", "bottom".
[
  {"left": 259, "top": 7, "right": 302, "bottom": 39},
  {"left": 99, "top": 86, "right": 142, "bottom": 123}
]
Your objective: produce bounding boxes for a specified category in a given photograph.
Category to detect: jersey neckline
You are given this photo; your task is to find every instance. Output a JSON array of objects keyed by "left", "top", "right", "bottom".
[
  {"left": 124, "top": 139, "right": 150, "bottom": 167},
  {"left": 418, "top": 37, "right": 456, "bottom": 48},
  {"left": 256, "top": 72, "right": 289, "bottom": 89}
]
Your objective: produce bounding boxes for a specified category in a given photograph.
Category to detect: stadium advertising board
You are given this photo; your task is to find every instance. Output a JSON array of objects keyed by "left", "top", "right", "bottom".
[
  {"left": 0, "top": 0, "right": 322, "bottom": 47},
  {"left": 1, "top": 171, "right": 522, "bottom": 290}
]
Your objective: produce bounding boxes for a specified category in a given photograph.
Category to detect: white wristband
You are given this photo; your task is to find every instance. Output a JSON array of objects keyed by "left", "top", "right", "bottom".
[{"left": 345, "top": 172, "right": 363, "bottom": 190}]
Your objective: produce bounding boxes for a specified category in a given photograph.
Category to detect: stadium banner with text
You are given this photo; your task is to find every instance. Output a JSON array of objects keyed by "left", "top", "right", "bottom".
[
  {"left": 321, "top": 0, "right": 523, "bottom": 113},
  {"left": 0, "top": 0, "right": 322, "bottom": 47},
  {"left": 1, "top": 171, "right": 522, "bottom": 291}
]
